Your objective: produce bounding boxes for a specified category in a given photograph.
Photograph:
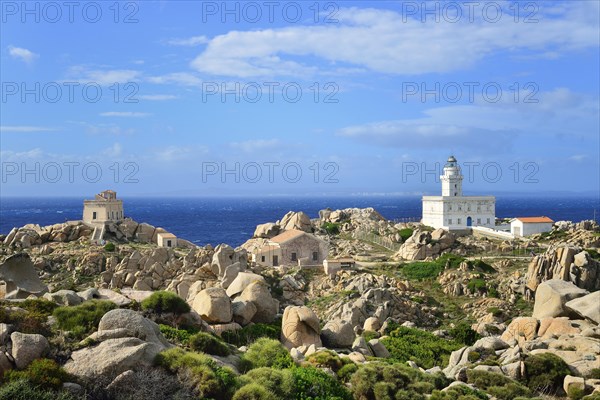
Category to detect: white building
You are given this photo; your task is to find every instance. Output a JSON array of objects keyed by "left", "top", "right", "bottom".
[
  {"left": 83, "top": 190, "right": 124, "bottom": 224},
  {"left": 157, "top": 232, "right": 177, "bottom": 248},
  {"left": 422, "top": 156, "right": 495, "bottom": 231},
  {"left": 510, "top": 216, "right": 554, "bottom": 237}
]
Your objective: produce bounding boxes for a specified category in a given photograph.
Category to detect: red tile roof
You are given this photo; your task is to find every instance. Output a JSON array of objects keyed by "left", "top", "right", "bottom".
[
  {"left": 270, "top": 229, "right": 306, "bottom": 244},
  {"left": 514, "top": 216, "right": 554, "bottom": 223}
]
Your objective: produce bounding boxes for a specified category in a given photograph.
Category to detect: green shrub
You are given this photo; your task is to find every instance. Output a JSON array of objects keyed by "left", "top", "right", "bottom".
[
  {"left": 381, "top": 326, "right": 462, "bottom": 369},
  {"left": 466, "top": 278, "right": 487, "bottom": 294},
  {"left": 436, "top": 254, "right": 466, "bottom": 269},
  {"left": 189, "top": 332, "right": 230, "bottom": 356},
  {"left": 322, "top": 222, "right": 340, "bottom": 235},
  {"left": 362, "top": 330, "right": 380, "bottom": 342},
  {"left": 292, "top": 366, "right": 352, "bottom": 400},
  {"left": 233, "top": 383, "right": 276, "bottom": 400},
  {"left": 221, "top": 322, "right": 280, "bottom": 346},
  {"left": 0, "top": 379, "right": 79, "bottom": 400},
  {"left": 305, "top": 350, "right": 346, "bottom": 372},
  {"left": 449, "top": 322, "right": 481, "bottom": 346},
  {"left": 3, "top": 359, "right": 70, "bottom": 390},
  {"left": 470, "top": 259, "right": 496, "bottom": 273},
  {"left": 568, "top": 386, "right": 587, "bottom": 400},
  {"left": 522, "top": 353, "right": 571, "bottom": 394},
  {"left": 53, "top": 300, "right": 116, "bottom": 339},
  {"left": 240, "top": 338, "right": 293, "bottom": 372},
  {"left": 103, "top": 242, "right": 116, "bottom": 251},
  {"left": 154, "top": 348, "right": 236, "bottom": 400},
  {"left": 159, "top": 324, "right": 196, "bottom": 346},
  {"left": 430, "top": 384, "right": 488, "bottom": 400},
  {"left": 399, "top": 228, "right": 414, "bottom": 241},
  {"left": 0, "top": 303, "right": 51, "bottom": 336},
  {"left": 587, "top": 368, "right": 600, "bottom": 379},
  {"left": 401, "top": 261, "right": 444, "bottom": 280},
  {"left": 337, "top": 363, "right": 358, "bottom": 382},
  {"left": 19, "top": 299, "right": 58, "bottom": 316},
  {"left": 141, "top": 291, "right": 190, "bottom": 315},
  {"left": 238, "top": 368, "right": 295, "bottom": 398},
  {"left": 467, "top": 369, "right": 531, "bottom": 400}
]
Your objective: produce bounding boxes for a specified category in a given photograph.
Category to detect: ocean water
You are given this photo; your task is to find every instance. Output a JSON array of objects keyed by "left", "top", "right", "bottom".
[{"left": 0, "top": 196, "right": 598, "bottom": 247}]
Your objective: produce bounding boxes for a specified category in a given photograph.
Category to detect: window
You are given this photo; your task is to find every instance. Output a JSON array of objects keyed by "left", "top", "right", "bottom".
[
  {"left": 261, "top": 256, "right": 265, "bottom": 262},
  {"left": 487, "top": 218, "right": 491, "bottom": 224},
  {"left": 291, "top": 252, "right": 297, "bottom": 262},
  {"left": 477, "top": 218, "right": 481, "bottom": 224},
  {"left": 448, "top": 219, "right": 452, "bottom": 224},
  {"left": 92, "top": 211, "right": 97, "bottom": 220},
  {"left": 448, "top": 204, "right": 452, "bottom": 211},
  {"left": 454, "top": 184, "right": 457, "bottom": 188},
  {"left": 454, "top": 192, "right": 457, "bottom": 196},
  {"left": 457, "top": 218, "right": 462, "bottom": 224},
  {"left": 312, "top": 251, "right": 318, "bottom": 261},
  {"left": 167, "top": 240, "right": 172, "bottom": 247},
  {"left": 467, "top": 205, "right": 471, "bottom": 211}
]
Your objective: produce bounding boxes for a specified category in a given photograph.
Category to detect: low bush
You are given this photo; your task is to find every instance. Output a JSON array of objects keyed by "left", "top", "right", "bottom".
[
  {"left": 467, "top": 369, "right": 531, "bottom": 400},
  {"left": 53, "top": 300, "right": 117, "bottom": 339},
  {"left": 430, "top": 384, "right": 488, "bottom": 400},
  {"left": 322, "top": 222, "right": 340, "bottom": 235},
  {"left": 0, "top": 379, "right": 80, "bottom": 400},
  {"left": 567, "top": 386, "right": 586, "bottom": 400},
  {"left": 337, "top": 363, "right": 358, "bottom": 382},
  {"left": 3, "top": 359, "right": 71, "bottom": 390},
  {"left": 449, "top": 322, "right": 481, "bottom": 346},
  {"left": 381, "top": 326, "right": 462, "bottom": 369},
  {"left": 232, "top": 383, "right": 276, "bottom": 400},
  {"left": 240, "top": 338, "right": 293, "bottom": 372},
  {"left": 362, "top": 330, "right": 380, "bottom": 342},
  {"left": 221, "top": 322, "right": 280, "bottom": 346},
  {"left": 103, "top": 242, "right": 116, "bottom": 251},
  {"left": 467, "top": 278, "right": 487, "bottom": 294},
  {"left": 587, "top": 368, "right": 600, "bottom": 379},
  {"left": 470, "top": 259, "right": 496, "bottom": 273},
  {"left": 522, "top": 353, "right": 571, "bottom": 394},
  {"left": 189, "top": 332, "right": 230, "bottom": 356},
  {"left": 0, "top": 305, "right": 50, "bottom": 336},
  {"left": 141, "top": 291, "right": 190, "bottom": 315},
  {"left": 154, "top": 348, "right": 236, "bottom": 400},
  {"left": 237, "top": 368, "right": 295, "bottom": 398},
  {"left": 292, "top": 366, "right": 352, "bottom": 400},
  {"left": 158, "top": 324, "right": 197, "bottom": 346},
  {"left": 401, "top": 261, "right": 444, "bottom": 280},
  {"left": 104, "top": 366, "right": 194, "bottom": 400},
  {"left": 305, "top": 350, "right": 347, "bottom": 372},
  {"left": 399, "top": 228, "right": 414, "bottom": 241}
]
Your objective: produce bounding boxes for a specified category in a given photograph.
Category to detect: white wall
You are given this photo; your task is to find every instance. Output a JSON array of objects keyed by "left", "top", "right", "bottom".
[
  {"left": 422, "top": 196, "right": 495, "bottom": 230},
  {"left": 511, "top": 221, "right": 552, "bottom": 237}
]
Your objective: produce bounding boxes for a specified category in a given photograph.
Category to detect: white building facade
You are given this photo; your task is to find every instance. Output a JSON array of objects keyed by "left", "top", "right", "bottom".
[
  {"left": 83, "top": 190, "right": 124, "bottom": 224},
  {"left": 510, "top": 217, "right": 554, "bottom": 237},
  {"left": 422, "top": 156, "right": 495, "bottom": 231}
]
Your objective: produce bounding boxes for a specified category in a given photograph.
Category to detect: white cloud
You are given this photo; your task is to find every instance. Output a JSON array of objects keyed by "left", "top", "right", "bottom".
[
  {"left": 100, "top": 112, "right": 151, "bottom": 118},
  {"left": 230, "top": 139, "right": 282, "bottom": 153},
  {"left": 65, "top": 66, "right": 141, "bottom": 86},
  {"left": 147, "top": 72, "right": 203, "bottom": 87},
  {"left": 190, "top": 3, "right": 599, "bottom": 78},
  {"left": 102, "top": 143, "right": 123, "bottom": 157},
  {"left": 0, "top": 126, "right": 57, "bottom": 133},
  {"left": 82, "top": 123, "right": 136, "bottom": 136},
  {"left": 138, "top": 94, "right": 178, "bottom": 101},
  {"left": 0, "top": 148, "right": 44, "bottom": 160},
  {"left": 7, "top": 46, "right": 38, "bottom": 64},
  {"left": 568, "top": 155, "right": 587, "bottom": 162},
  {"left": 155, "top": 145, "right": 208, "bottom": 161},
  {"left": 167, "top": 36, "right": 209, "bottom": 46}
]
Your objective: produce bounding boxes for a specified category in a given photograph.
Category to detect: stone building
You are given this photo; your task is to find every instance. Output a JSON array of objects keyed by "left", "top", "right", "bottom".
[
  {"left": 252, "top": 229, "right": 328, "bottom": 267},
  {"left": 83, "top": 190, "right": 124, "bottom": 225},
  {"left": 157, "top": 232, "right": 177, "bottom": 248},
  {"left": 422, "top": 156, "right": 495, "bottom": 231}
]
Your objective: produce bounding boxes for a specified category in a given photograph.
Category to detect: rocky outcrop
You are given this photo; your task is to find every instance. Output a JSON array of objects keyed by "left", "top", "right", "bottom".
[
  {"left": 531, "top": 280, "right": 588, "bottom": 319},
  {"left": 278, "top": 211, "right": 312, "bottom": 233},
  {"left": 0, "top": 253, "right": 48, "bottom": 299},
  {"left": 281, "top": 306, "right": 322, "bottom": 349},
  {"left": 566, "top": 291, "right": 600, "bottom": 324},
  {"left": 253, "top": 223, "right": 280, "bottom": 239},
  {"left": 321, "top": 319, "right": 355, "bottom": 348},
  {"left": 238, "top": 281, "right": 278, "bottom": 323},
  {"left": 395, "top": 229, "right": 444, "bottom": 261},
  {"left": 525, "top": 247, "right": 600, "bottom": 295}
]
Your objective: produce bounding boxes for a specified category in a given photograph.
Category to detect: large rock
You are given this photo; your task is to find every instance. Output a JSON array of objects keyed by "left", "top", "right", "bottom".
[
  {"left": 65, "top": 338, "right": 161, "bottom": 379},
  {"left": 238, "top": 281, "right": 278, "bottom": 323},
  {"left": 279, "top": 211, "right": 312, "bottom": 233},
  {"left": 566, "top": 291, "right": 600, "bottom": 324},
  {"left": 226, "top": 272, "right": 265, "bottom": 298},
  {"left": 11, "top": 332, "right": 49, "bottom": 369},
  {"left": 368, "top": 339, "right": 390, "bottom": 358},
  {"left": 281, "top": 306, "right": 321, "bottom": 348},
  {"left": 501, "top": 317, "right": 539, "bottom": 344},
  {"left": 395, "top": 230, "right": 440, "bottom": 261},
  {"left": 321, "top": 319, "right": 355, "bottom": 348},
  {"left": 44, "top": 290, "right": 82, "bottom": 306},
  {"left": 96, "top": 309, "right": 171, "bottom": 347},
  {"left": 532, "top": 280, "right": 588, "bottom": 319},
  {"left": 253, "top": 223, "right": 280, "bottom": 239},
  {"left": 192, "top": 288, "right": 232, "bottom": 324},
  {"left": 0, "top": 253, "right": 48, "bottom": 299},
  {"left": 232, "top": 300, "right": 257, "bottom": 326}
]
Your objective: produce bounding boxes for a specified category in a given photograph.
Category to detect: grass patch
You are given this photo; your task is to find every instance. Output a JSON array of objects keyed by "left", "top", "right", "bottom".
[
  {"left": 221, "top": 321, "right": 281, "bottom": 347},
  {"left": 53, "top": 300, "right": 116, "bottom": 340}
]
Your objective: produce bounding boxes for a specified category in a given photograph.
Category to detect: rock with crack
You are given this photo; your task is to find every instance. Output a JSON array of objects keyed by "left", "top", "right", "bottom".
[{"left": 281, "top": 306, "right": 322, "bottom": 349}]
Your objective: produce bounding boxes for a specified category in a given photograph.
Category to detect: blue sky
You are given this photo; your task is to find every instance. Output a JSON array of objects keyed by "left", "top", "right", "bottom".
[{"left": 1, "top": 0, "right": 599, "bottom": 197}]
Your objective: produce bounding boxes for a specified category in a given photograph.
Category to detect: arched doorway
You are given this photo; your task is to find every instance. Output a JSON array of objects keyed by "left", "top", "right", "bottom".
[{"left": 467, "top": 216, "right": 472, "bottom": 227}]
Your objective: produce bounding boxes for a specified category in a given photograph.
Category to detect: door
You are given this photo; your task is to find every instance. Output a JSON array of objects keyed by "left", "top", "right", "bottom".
[
  {"left": 273, "top": 255, "right": 279, "bottom": 266},
  {"left": 514, "top": 226, "right": 521, "bottom": 237},
  {"left": 467, "top": 216, "right": 472, "bottom": 227}
]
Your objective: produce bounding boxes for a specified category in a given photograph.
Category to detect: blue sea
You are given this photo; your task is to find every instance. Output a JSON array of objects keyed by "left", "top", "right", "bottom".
[{"left": 1, "top": 196, "right": 598, "bottom": 247}]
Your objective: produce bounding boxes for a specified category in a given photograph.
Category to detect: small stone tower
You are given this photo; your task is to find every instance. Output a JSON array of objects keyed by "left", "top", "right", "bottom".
[{"left": 441, "top": 155, "right": 463, "bottom": 197}]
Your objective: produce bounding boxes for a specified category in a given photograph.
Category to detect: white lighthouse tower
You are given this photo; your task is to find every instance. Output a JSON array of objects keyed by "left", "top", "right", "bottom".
[
  {"left": 441, "top": 156, "right": 463, "bottom": 197},
  {"left": 422, "top": 156, "right": 496, "bottom": 231}
]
